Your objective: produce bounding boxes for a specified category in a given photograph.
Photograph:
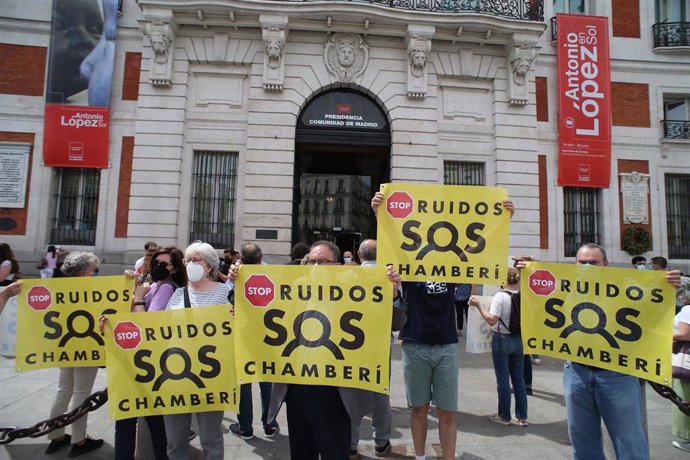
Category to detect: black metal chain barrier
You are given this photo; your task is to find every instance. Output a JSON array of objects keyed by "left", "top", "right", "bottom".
[
  {"left": 0, "top": 388, "right": 107, "bottom": 445},
  {"left": 648, "top": 381, "right": 690, "bottom": 416}
]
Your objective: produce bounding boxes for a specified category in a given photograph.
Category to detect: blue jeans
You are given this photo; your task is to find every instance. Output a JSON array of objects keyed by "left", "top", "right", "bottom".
[
  {"left": 238, "top": 382, "right": 277, "bottom": 432},
  {"left": 491, "top": 333, "right": 527, "bottom": 420},
  {"left": 563, "top": 362, "right": 649, "bottom": 460}
]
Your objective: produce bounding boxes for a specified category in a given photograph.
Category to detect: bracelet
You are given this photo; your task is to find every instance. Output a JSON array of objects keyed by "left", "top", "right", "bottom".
[{"left": 133, "top": 301, "right": 146, "bottom": 306}]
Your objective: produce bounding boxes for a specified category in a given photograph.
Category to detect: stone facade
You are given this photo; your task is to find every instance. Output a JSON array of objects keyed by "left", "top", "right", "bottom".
[{"left": 0, "top": 0, "right": 689, "bottom": 272}]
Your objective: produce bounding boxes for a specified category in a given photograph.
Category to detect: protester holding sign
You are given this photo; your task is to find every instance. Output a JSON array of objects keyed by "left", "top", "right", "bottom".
[
  {"left": 470, "top": 266, "right": 528, "bottom": 427},
  {"left": 672, "top": 277, "right": 690, "bottom": 453},
  {"left": 45, "top": 252, "right": 104, "bottom": 457},
  {"left": 113, "top": 246, "right": 188, "bottom": 460},
  {"left": 240, "top": 240, "right": 401, "bottom": 460},
  {"left": 163, "top": 241, "right": 231, "bottom": 460},
  {"left": 372, "top": 190, "right": 514, "bottom": 460},
  {"left": 226, "top": 242, "right": 280, "bottom": 441},
  {"left": 516, "top": 243, "right": 681, "bottom": 460}
]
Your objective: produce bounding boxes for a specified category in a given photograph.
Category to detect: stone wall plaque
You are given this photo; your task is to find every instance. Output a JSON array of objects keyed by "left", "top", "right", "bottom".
[
  {"left": 0, "top": 144, "right": 30, "bottom": 209},
  {"left": 620, "top": 172, "right": 650, "bottom": 225}
]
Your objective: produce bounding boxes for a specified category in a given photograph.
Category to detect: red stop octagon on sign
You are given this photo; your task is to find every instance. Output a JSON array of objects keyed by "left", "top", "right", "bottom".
[
  {"left": 113, "top": 321, "right": 142, "bottom": 350},
  {"left": 529, "top": 270, "right": 557, "bottom": 296},
  {"left": 245, "top": 274, "right": 275, "bottom": 307},
  {"left": 386, "top": 191, "right": 414, "bottom": 219},
  {"left": 27, "top": 285, "right": 52, "bottom": 311}
]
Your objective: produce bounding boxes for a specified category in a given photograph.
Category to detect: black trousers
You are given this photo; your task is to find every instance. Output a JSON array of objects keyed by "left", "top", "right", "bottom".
[
  {"left": 455, "top": 299, "right": 469, "bottom": 330},
  {"left": 114, "top": 415, "right": 168, "bottom": 460},
  {"left": 285, "top": 384, "right": 350, "bottom": 460}
]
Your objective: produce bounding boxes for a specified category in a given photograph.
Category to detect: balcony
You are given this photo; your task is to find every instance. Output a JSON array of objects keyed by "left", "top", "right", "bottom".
[
  {"left": 275, "top": 0, "right": 544, "bottom": 21},
  {"left": 653, "top": 22, "right": 690, "bottom": 49},
  {"left": 663, "top": 120, "right": 690, "bottom": 140}
]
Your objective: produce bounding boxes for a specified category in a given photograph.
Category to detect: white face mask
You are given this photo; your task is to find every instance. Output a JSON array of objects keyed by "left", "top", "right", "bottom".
[
  {"left": 636, "top": 264, "right": 647, "bottom": 270},
  {"left": 344, "top": 257, "right": 352, "bottom": 264},
  {"left": 186, "top": 262, "right": 205, "bottom": 282}
]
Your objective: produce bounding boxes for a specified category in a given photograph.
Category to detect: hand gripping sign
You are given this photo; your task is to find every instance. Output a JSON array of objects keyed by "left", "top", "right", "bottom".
[
  {"left": 377, "top": 183, "right": 511, "bottom": 284},
  {"left": 104, "top": 306, "right": 238, "bottom": 420},
  {"left": 16, "top": 276, "right": 134, "bottom": 372},
  {"left": 520, "top": 262, "right": 675, "bottom": 385},
  {"left": 235, "top": 265, "right": 393, "bottom": 394}
]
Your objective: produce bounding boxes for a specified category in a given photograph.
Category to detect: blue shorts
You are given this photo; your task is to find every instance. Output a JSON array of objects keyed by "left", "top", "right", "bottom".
[{"left": 402, "top": 342, "right": 458, "bottom": 411}]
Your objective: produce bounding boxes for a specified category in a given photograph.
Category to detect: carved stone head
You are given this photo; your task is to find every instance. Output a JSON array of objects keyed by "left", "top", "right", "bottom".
[{"left": 325, "top": 33, "right": 368, "bottom": 82}]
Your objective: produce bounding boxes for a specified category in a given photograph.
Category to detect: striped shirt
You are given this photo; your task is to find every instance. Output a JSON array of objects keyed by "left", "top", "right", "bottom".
[{"left": 166, "top": 282, "right": 231, "bottom": 309}]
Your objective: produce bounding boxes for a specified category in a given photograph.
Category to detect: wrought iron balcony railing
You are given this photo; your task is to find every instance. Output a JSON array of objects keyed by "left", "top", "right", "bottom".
[
  {"left": 276, "top": 0, "right": 544, "bottom": 21},
  {"left": 663, "top": 120, "right": 690, "bottom": 140},
  {"left": 550, "top": 16, "right": 557, "bottom": 41},
  {"left": 653, "top": 22, "right": 690, "bottom": 48}
]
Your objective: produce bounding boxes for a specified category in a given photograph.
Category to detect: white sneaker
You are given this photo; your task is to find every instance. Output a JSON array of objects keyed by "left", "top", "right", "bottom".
[
  {"left": 673, "top": 441, "right": 690, "bottom": 452},
  {"left": 531, "top": 355, "right": 541, "bottom": 365}
]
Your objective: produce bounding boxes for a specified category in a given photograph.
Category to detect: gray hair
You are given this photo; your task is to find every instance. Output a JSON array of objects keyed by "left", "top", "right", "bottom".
[
  {"left": 678, "top": 277, "right": 690, "bottom": 305},
  {"left": 310, "top": 240, "right": 340, "bottom": 263},
  {"left": 185, "top": 241, "right": 220, "bottom": 278},
  {"left": 61, "top": 251, "right": 99, "bottom": 277},
  {"left": 358, "top": 239, "right": 377, "bottom": 262}
]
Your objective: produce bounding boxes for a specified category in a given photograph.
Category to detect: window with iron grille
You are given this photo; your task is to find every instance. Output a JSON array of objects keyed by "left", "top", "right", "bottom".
[
  {"left": 443, "top": 161, "right": 485, "bottom": 185},
  {"left": 563, "top": 187, "right": 601, "bottom": 257},
  {"left": 666, "top": 173, "right": 690, "bottom": 258},
  {"left": 51, "top": 168, "right": 100, "bottom": 245},
  {"left": 189, "top": 151, "right": 238, "bottom": 248}
]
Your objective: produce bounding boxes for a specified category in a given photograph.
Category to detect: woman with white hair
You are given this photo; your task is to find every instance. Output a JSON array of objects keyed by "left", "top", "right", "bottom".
[
  {"left": 163, "top": 241, "right": 231, "bottom": 460},
  {"left": 45, "top": 251, "right": 104, "bottom": 457},
  {"left": 672, "top": 276, "right": 690, "bottom": 452}
]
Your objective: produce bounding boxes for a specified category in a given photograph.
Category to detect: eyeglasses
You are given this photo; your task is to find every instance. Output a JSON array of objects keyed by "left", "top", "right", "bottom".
[
  {"left": 305, "top": 258, "right": 337, "bottom": 265},
  {"left": 152, "top": 259, "right": 173, "bottom": 268},
  {"left": 184, "top": 257, "right": 205, "bottom": 265}
]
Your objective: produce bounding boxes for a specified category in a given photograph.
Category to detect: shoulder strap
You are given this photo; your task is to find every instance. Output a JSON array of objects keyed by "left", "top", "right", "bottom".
[
  {"left": 183, "top": 287, "right": 191, "bottom": 308},
  {"left": 497, "top": 290, "right": 513, "bottom": 332}
]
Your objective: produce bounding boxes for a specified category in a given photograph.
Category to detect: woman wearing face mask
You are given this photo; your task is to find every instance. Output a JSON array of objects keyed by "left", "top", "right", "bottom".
[
  {"left": 164, "top": 241, "right": 231, "bottom": 460},
  {"left": 112, "top": 246, "right": 188, "bottom": 460}
]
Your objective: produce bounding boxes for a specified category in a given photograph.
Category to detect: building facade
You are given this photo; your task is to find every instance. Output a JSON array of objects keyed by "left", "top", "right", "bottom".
[{"left": 0, "top": 0, "right": 688, "bottom": 272}]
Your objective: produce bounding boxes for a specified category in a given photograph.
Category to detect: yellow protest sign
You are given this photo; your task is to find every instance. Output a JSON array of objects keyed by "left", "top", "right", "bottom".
[
  {"left": 235, "top": 265, "right": 392, "bottom": 394},
  {"left": 16, "top": 276, "right": 133, "bottom": 372},
  {"left": 521, "top": 262, "right": 675, "bottom": 385},
  {"left": 376, "top": 183, "right": 510, "bottom": 284},
  {"left": 104, "top": 306, "right": 238, "bottom": 420}
]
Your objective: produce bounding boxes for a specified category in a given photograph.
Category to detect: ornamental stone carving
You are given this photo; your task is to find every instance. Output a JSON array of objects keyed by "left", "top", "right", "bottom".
[
  {"left": 324, "top": 33, "right": 368, "bottom": 82},
  {"left": 406, "top": 25, "right": 434, "bottom": 100},
  {"left": 145, "top": 19, "right": 175, "bottom": 87},
  {"left": 261, "top": 15, "right": 288, "bottom": 92},
  {"left": 506, "top": 41, "right": 537, "bottom": 106}
]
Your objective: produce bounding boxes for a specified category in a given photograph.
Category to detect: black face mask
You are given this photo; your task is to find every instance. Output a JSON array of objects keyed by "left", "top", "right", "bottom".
[{"left": 150, "top": 263, "right": 171, "bottom": 282}]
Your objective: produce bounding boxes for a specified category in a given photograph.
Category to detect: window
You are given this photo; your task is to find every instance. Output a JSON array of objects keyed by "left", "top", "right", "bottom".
[
  {"left": 335, "top": 198, "right": 344, "bottom": 212},
  {"left": 322, "top": 200, "right": 328, "bottom": 214},
  {"left": 656, "top": 0, "right": 689, "bottom": 23},
  {"left": 443, "top": 161, "right": 485, "bottom": 185},
  {"left": 324, "top": 180, "right": 330, "bottom": 194},
  {"left": 666, "top": 174, "right": 690, "bottom": 258},
  {"left": 314, "top": 201, "right": 320, "bottom": 214},
  {"left": 554, "top": 0, "right": 586, "bottom": 14},
  {"left": 335, "top": 216, "right": 342, "bottom": 227},
  {"left": 303, "top": 200, "right": 310, "bottom": 214},
  {"left": 337, "top": 179, "right": 345, "bottom": 192},
  {"left": 51, "top": 168, "right": 100, "bottom": 245},
  {"left": 190, "top": 151, "right": 238, "bottom": 248},
  {"left": 563, "top": 187, "right": 602, "bottom": 257},
  {"left": 314, "top": 180, "right": 319, "bottom": 194},
  {"left": 663, "top": 97, "right": 690, "bottom": 139}
]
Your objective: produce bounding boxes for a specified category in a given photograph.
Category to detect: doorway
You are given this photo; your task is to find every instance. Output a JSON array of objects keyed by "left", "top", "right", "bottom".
[{"left": 293, "top": 89, "right": 391, "bottom": 261}]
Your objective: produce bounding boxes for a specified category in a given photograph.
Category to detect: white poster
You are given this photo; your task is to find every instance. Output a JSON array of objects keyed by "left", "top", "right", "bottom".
[
  {"left": 465, "top": 295, "right": 493, "bottom": 354},
  {"left": 0, "top": 288, "right": 18, "bottom": 357}
]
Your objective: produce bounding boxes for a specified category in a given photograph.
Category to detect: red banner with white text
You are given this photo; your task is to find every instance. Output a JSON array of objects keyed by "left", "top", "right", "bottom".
[
  {"left": 556, "top": 14, "right": 611, "bottom": 188},
  {"left": 42, "top": 0, "right": 118, "bottom": 168}
]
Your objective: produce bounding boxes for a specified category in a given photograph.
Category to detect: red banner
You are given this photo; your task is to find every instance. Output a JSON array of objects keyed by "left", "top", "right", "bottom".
[
  {"left": 43, "top": 0, "right": 118, "bottom": 169},
  {"left": 556, "top": 14, "right": 611, "bottom": 188},
  {"left": 43, "top": 105, "right": 110, "bottom": 168}
]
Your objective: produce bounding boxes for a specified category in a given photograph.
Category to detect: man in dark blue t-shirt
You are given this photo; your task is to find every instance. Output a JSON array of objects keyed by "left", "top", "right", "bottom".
[{"left": 372, "top": 191, "right": 514, "bottom": 460}]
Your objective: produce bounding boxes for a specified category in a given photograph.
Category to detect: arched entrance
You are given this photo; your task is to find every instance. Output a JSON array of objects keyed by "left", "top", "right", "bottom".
[{"left": 293, "top": 88, "right": 391, "bottom": 260}]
